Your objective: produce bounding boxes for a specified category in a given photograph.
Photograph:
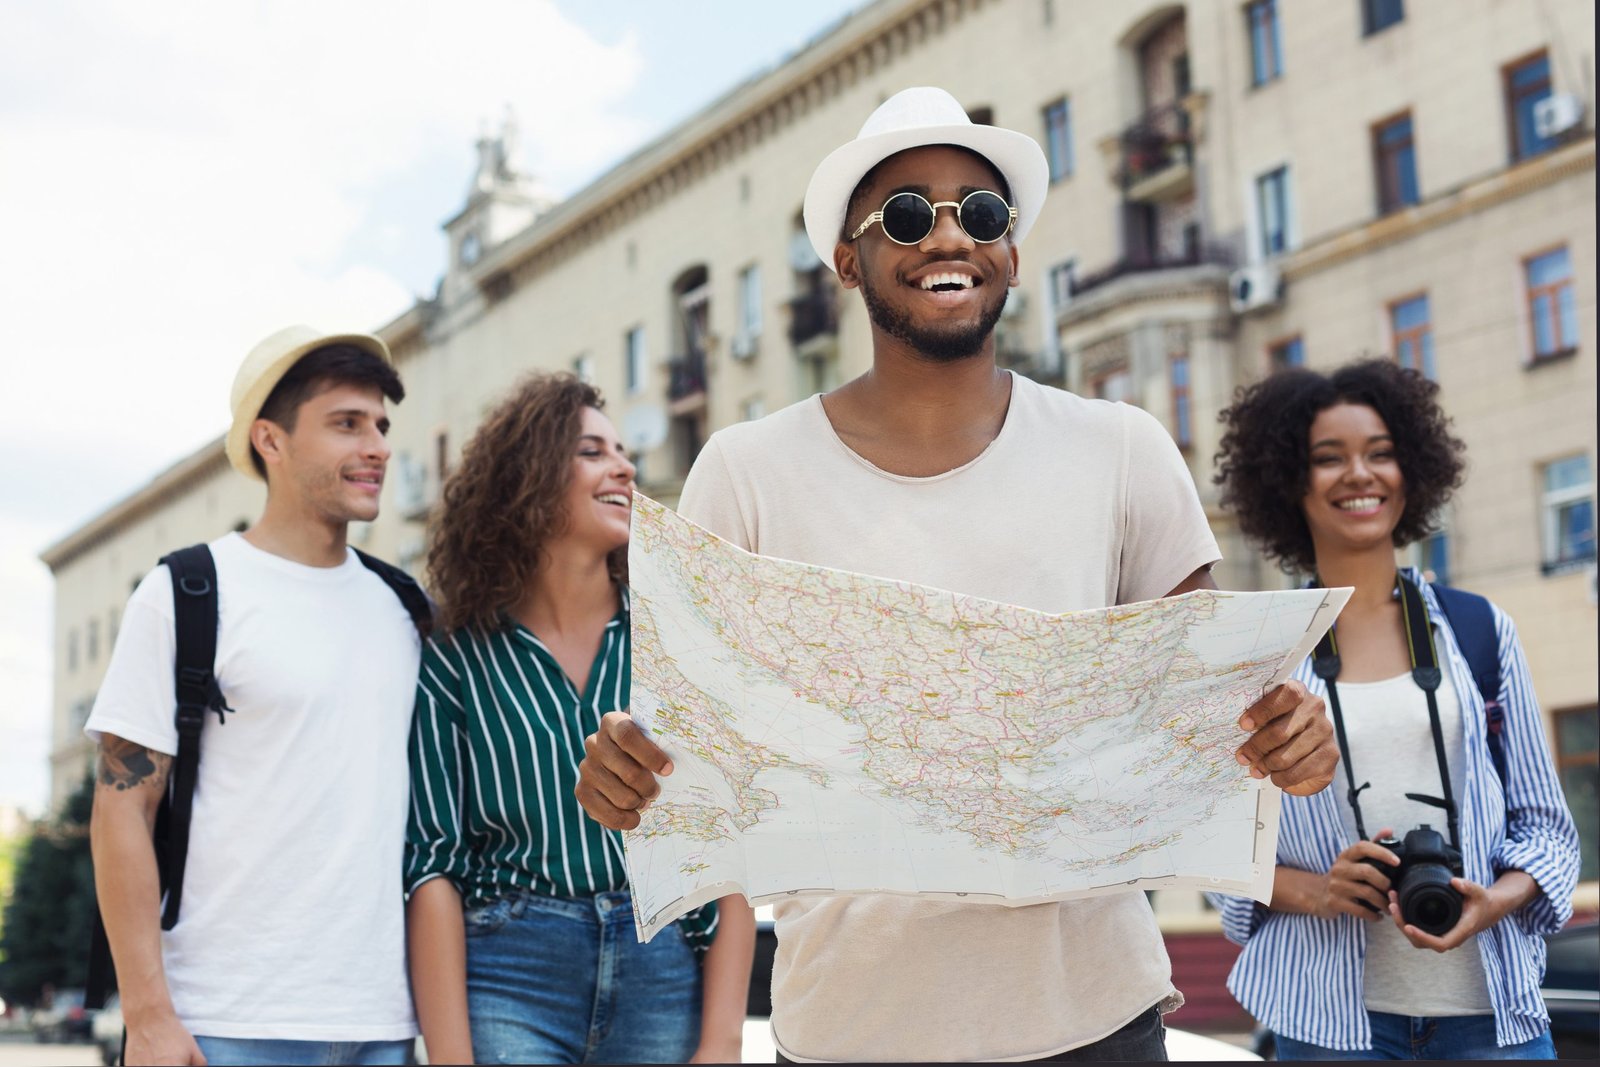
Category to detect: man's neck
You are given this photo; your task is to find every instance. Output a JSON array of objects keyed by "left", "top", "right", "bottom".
[
  {"left": 242, "top": 494, "right": 349, "bottom": 568},
  {"left": 821, "top": 338, "right": 1012, "bottom": 477}
]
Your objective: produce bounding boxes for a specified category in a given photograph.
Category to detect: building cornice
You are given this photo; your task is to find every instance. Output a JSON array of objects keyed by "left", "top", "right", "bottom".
[
  {"left": 454, "top": 0, "right": 985, "bottom": 293},
  {"left": 1283, "top": 137, "right": 1596, "bottom": 282}
]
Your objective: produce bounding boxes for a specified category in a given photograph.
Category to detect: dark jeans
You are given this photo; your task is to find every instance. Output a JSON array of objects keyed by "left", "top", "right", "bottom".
[{"left": 774, "top": 1004, "right": 1168, "bottom": 1062}]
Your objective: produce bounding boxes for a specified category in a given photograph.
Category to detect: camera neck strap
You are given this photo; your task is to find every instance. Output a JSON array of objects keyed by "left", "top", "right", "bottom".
[{"left": 1311, "top": 572, "right": 1461, "bottom": 850}]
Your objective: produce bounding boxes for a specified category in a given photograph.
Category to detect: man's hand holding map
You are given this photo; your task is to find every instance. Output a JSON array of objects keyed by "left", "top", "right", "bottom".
[{"left": 618, "top": 496, "right": 1349, "bottom": 942}]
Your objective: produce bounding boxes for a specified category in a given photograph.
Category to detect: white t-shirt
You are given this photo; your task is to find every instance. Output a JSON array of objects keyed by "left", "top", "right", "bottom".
[
  {"left": 1329, "top": 668, "right": 1494, "bottom": 1016},
  {"left": 85, "top": 533, "right": 420, "bottom": 1041},
  {"left": 678, "top": 373, "right": 1222, "bottom": 1062}
]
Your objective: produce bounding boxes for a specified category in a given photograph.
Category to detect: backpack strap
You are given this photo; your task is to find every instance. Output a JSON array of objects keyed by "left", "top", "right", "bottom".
[
  {"left": 157, "top": 544, "right": 229, "bottom": 930},
  {"left": 1432, "top": 583, "right": 1508, "bottom": 786},
  {"left": 353, "top": 548, "right": 434, "bottom": 639}
]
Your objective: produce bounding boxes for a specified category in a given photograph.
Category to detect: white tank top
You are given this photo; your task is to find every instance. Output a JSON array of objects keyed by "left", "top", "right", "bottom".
[{"left": 1331, "top": 667, "right": 1493, "bottom": 1016}]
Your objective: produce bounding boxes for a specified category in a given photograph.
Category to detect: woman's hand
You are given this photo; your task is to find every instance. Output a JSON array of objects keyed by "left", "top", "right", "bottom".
[
  {"left": 689, "top": 1034, "right": 745, "bottom": 1063},
  {"left": 1311, "top": 829, "right": 1401, "bottom": 921},
  {"left": 1388, "top": 869, "right": 1539, "bottom": 952}
]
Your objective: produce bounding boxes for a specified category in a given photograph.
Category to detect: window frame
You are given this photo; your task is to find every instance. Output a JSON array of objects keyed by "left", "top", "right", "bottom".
[
  {"left": 1043, "top": 97, "right": 1074, "bottom": 182},
  {"left": 738, "top": 262, "right": 763, "bottom": 341},
  {"left": 1245, "top": 0, "right": 1284, "bottom": 86},
  {"left": 1523, "top": 244, "right": 1578, "bottom": 363},
  {"left": 1541, "top": 454, "right": 1596, "bottom": 571},
  {"left": 1268, "top": 333, "right": 1305, "bottom": 371},
  {"left": 1503, "top": 49, "right": 1554, "bottom": 163},
  {"left": 624, "top": 325, "right": 647, "bottom": 395},
  {"left": 1255, "top": 165, "right": 1292, "bottom": 257},
  {"left": 1388, "top": 291, "right": 1434, "bottom": 379},
  {"left": 1091, "top": 365, "right": 1134, "bottom": 404},
  {"left": 1169, "top": 353, "right": 1193, "bottom": 450},
  {"left": 1360, "top": 0, "right": 1405, "bottom": 36},
  {"left": 1372, "top": 110, "right": 1419, "bottom": 215}
]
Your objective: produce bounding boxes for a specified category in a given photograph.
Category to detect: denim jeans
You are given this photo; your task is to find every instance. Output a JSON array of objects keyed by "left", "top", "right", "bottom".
[
  {"left": 191, "top": 1036, "right": 413, "bottom": 1065},
  {"left": 464, "top": 889, "right": 700, "bottom": 1064},
  {"left": 1275, "top": 1012, "right": 1556, "bottom": 1060}
]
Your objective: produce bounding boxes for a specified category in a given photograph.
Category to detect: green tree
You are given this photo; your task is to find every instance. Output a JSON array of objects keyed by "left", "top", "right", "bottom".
[{"left": 0, "top": 777, "right": 96, "bottom": 1006}]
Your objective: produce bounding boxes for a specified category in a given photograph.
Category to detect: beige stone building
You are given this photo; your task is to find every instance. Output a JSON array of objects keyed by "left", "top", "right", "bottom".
[{"left": 42, "top": 0, "right": 1597, "bottom": 960}]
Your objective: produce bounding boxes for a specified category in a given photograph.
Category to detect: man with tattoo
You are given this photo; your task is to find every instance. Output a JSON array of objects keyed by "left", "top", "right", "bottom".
[{"left": 87, "top": 326, "right": 422, "bottom": 1066}]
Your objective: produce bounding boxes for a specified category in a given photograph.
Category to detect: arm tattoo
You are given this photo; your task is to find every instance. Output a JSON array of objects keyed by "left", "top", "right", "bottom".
[{"left": 97, "top": 736, "right": 172, "bottom": 792}]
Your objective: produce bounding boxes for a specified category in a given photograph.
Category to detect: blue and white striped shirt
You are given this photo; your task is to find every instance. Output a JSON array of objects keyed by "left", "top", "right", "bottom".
[{"left": 1212, "top": 569, "right": 1580, "bottom": 1051}]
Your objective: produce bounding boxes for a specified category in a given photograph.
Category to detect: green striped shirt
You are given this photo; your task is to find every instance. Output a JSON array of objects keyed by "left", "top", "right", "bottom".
[{"left": 404, "top": 592, "right": 717, "bottom": 953}]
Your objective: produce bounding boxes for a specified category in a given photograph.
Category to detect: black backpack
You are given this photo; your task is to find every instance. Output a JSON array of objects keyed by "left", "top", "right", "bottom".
[{"left": 85, "top": 543, "right": 432, "bottom": 1009}]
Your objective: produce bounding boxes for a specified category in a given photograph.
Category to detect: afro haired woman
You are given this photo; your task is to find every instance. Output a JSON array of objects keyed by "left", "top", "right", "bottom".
[
  {"left": 1210, "top": 359, "right": 1577, "bottom": 1060},
  {"left": 403, "top": 373, "right": 752, "bottom": 1064}
]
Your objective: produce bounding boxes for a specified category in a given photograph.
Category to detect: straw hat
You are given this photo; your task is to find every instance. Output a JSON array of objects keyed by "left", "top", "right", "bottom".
[
  {"left": 225, "top": 324, "right": 392, "bottom": 481},
  {"left": 802, "top": 86, "right": 1050, "bottom": 272}
]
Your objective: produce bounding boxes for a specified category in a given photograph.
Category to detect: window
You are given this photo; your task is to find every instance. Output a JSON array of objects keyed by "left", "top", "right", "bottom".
[
  {"left": 109, "top": 607, "right": 119, "bottom": 643},
  {"left": 624, "top": 326, "right": 646, "bottom": 395},
  {"left": 1373, "top": 112, "right": 1419, "bottom": 214},
  {"left": 1361, "top": 0, "right": 1404, "bottom": 36},
  {"left": 1505, "top": 52, "right": 1555, "bottom": 162},
  {"left": 1049, "top": 260, "right": 1077, "bottom": 308},
  {"left": 1269, "top": 335, "right": 1305, "bottom": 370},
  {"left": 738, "top": 264, "right": 762, "bottom": 341},
  {"left": 1169, "top": 355, "right": 1193, "bottom": 449},
  {"left": 67, "top": 629, "right": 78, "bottom": 673},
  {"left": 434, "top": 431, "right": 449, "bottom": 485},
  {"left": 1415, "top": 529, "right": 1450, "bottom": 584},
  {"left": 741, "top": 396, "right": 766, "bottom": 422},
  {"left": 1542, "top": 455, "right": 1595, "bottom": 570},
  {"left": 573, "top": 353, "right": 595, "bottom": 384},
  {"left": 1092, "top": 367, "right": 1133, "bottom": 404},
  {"left": 1555, "top": 706, "right": 1599, "bottom": 883},
  {"left": 1246, "top": 0, "right": 1283, "bottom": 85},
  {"left": 966, "top": 105, "right": 994, "bottom": 125},
  {"left": 1043, "top": 98, "right": 1073, "bottom": 181},
  {"left": 1390, "top": 293, "right": 1434, "bottom": 379},
  {"left": 1524, "top": 247, "right": 1578, "bottom": 361},
  {"left": 87, "top": 619, "right": 99, "bottom": 664},
  {"left": 1256, "top": 166, "right": 1291, "bottom": 257}
]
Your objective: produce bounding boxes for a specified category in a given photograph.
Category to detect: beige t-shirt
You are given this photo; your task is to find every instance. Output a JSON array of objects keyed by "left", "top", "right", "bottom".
[{"left": 678, "top": 372, "right": 1222, "bottom": 1062}]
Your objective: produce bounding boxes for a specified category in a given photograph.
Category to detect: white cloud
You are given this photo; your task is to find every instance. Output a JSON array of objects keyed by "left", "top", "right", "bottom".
[{"left": 0, "top": 0, "right": 648, "bottom": 812}]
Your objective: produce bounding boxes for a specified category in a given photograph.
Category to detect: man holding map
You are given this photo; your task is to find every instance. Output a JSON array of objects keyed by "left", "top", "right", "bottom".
[{"left": 577, "top": 87, "right": 1340, "bottom": 1062}]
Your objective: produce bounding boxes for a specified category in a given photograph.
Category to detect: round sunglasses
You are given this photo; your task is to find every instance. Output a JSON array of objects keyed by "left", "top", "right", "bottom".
[{"left": 849, "top": 189, "right": 1017, "bottom": 245}]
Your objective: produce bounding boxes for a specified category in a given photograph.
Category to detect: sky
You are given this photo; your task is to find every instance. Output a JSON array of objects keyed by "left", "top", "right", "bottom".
[{"left": 0, "top": 0, "right": 868, "bottom": 817}]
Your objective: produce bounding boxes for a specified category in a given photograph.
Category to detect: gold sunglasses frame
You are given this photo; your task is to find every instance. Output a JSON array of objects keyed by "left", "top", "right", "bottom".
[{"left": 848, "top": 189, "right": 1018, "bottom": 245}]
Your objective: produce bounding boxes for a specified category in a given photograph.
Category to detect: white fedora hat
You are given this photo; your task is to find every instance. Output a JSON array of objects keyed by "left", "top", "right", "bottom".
[
  {"left": 225, "top": 324, "right": 392, "bottom": 481},
  {"left": 802, "top": 86, "right": 1050, "bottom": 272}
]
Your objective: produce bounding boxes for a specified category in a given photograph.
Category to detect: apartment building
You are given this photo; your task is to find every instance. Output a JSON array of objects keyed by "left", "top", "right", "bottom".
[{"left": 42, "top": 0, "right": 1596, "bottom": 952}]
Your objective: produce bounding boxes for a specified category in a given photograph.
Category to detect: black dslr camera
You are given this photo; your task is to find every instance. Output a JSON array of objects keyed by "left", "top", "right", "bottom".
[{"left": 1363, "top": 825, "right": 1464, "bottom": 936}]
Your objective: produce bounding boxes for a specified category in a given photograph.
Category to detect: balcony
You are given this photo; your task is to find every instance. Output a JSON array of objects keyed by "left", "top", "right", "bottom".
[
  {"left": 667, "top": 350, "right": 707, "bottom": 415},
  {"left": 1069, "top": 243, "right": 1233, "bottom": 301},
  {"left": 1117, "top": 102, "right": 1194, "bottom": 202},
  {"left": 787, "top": 289, "right": 838, "bottom": 359}
]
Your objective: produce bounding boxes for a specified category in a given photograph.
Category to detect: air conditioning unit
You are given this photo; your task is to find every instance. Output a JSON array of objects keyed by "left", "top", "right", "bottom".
[
  {"left": 730, "top": 333, "right": 757, "bottom": 361},
  {"left": 1533, "top": 93, "right": 1584, "bottom": 140},
  {"left": 1229, "top": 265, "right": 1284, "bottom": 314}
]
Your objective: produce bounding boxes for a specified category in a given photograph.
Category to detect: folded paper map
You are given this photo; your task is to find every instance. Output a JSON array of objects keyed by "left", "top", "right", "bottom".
[{"left": 622, "top": 495, "right": 1349, "bottom": 942}]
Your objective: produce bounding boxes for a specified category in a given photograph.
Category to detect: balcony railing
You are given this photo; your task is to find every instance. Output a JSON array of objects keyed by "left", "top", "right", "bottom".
[
  {"left": 667, "top": 351, "right": 707, "bottom": 401},
  {"left": 1068, "top": 242, "right": 1234, "bottom": 301},
  {"left": 787, "top": 290, "right": 838, "bottom": 347},
  {"left": 1118, "top": 101, "right": 1193, "bottom": 192}
]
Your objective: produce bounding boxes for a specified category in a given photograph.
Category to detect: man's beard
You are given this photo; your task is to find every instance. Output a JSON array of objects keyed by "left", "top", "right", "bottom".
[{"left": 860, "top": 273, "right": 1008, "bottom": 363}]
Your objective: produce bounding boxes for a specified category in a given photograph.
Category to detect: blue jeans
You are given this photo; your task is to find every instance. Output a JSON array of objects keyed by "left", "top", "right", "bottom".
[
  {"left": 464, "top": 889, "right": 701, "bottom": 1064},
  {"left": 191, "top": 1036, "right": 413, "bottom": 1065},
  {"left": 1275, "top": 1012, "right": 1556, "bottom": 1060}
]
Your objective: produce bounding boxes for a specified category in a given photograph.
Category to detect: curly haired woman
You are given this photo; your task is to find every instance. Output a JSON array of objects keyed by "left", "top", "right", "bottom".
[
  {"left": 403, "top": 373, "right": 753, "bottom": 1064},
  {"left": 1211, "top": 359, "right": 1578, "bottom": 1060}
]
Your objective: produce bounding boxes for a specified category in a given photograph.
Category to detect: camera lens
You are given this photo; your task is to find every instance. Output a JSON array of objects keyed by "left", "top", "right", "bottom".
[{"left": 1398, "top": 863, "right": 1462, "bottom": 936}]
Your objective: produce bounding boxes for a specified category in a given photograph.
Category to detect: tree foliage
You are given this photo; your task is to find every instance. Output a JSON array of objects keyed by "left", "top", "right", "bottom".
[{"left": 0, "top": 777, "right": 96, "bottom": 1006}]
